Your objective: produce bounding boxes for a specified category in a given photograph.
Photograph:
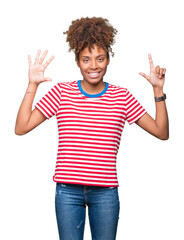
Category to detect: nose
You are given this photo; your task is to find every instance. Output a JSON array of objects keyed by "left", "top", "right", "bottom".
[{"left": 90, "top": 60, "right": 98, "bottom": 70}]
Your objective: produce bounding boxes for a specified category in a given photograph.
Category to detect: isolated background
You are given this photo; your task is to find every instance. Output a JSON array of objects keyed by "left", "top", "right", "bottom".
[{"left": 0, "top": 0, "right": 183, "bottom": 239}]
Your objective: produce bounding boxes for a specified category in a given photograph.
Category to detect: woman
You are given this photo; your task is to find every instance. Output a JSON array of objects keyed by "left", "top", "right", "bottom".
[{"left": 15, "top": 17, "right": 169, "bottom": 240}]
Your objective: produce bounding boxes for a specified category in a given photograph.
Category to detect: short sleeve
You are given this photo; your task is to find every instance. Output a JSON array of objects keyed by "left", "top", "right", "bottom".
[
  {"left": 126, "top": 89, "right": 147, "bottom": 125},
  {"left": 34, "top": 83, "right": 62, "bottom": 119}
]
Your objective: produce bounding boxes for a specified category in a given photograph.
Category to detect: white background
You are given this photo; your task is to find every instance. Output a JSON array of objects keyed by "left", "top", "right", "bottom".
[{"left": 0, "top": 0, "right": 183, "bottom": 239}]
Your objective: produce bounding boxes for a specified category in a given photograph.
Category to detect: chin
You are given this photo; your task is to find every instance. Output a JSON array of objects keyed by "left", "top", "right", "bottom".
[{"left": 83, "top": 76, "right": 104, "bottom": 84}]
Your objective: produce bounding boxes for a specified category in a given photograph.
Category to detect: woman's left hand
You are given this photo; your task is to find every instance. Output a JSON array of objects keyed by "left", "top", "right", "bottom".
[{"left": 139, "top": 54, "right": 166, "bottom": 89}]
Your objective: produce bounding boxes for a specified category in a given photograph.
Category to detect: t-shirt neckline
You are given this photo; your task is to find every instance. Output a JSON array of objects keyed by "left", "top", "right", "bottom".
[{"left": 77, "top": 80, "right": 109, "bottom": 98}]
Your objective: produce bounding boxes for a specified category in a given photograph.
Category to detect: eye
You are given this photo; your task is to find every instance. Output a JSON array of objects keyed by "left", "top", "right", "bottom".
[
  {"left": 83, "top": 59, "right": 89, "bottom": 63},
  {"left": 98, "top": 58, "right": 104, "bottom": 62}
]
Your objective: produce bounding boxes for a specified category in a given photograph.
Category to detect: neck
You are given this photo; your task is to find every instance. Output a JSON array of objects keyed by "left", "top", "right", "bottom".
[{"left": 81, "top": 80, "right": 106, "bottom": 94}]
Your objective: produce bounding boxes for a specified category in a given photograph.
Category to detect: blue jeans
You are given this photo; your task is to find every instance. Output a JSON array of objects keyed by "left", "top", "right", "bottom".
[{"left": 55, "top": 182, "right": 120, "bottom": 240}]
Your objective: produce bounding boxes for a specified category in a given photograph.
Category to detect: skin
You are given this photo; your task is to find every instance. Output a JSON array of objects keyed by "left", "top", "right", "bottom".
[
  {"left": 15, "top": 46, "right": 169, "bottom": 140},
  {"left": 76, "top": 45, "right": 110, "bottom": 94},
  {"left": 15, "top": 50, "right": 53, "bottom": 135}
]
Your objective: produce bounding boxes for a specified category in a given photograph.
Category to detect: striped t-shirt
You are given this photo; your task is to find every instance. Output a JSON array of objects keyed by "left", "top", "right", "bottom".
[{"left": 35, "top": 80, "right": 147, "bottom": 187}]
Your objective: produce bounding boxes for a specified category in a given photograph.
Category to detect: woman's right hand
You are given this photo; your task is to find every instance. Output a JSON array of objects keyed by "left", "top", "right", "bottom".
[{"left": 28, "top": 49, "right": 54, "bottom": 86}]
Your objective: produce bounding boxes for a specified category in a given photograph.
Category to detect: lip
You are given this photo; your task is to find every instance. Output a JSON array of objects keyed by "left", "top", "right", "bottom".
[{"left": 87, "top": 71, "right": 101, "bottom": 78}]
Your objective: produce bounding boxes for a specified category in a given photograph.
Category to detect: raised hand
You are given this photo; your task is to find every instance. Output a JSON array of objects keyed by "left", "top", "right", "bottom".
[
  {"left": 28, "top": 49, "right": 54, "bottom": 86},
  {"left": 139, "top": 54, "right": 166, "bottom": 89}
]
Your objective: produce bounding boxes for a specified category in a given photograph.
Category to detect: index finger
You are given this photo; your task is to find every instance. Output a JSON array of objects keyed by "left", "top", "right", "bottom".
[{"left": 148, "top": 53, "right": 154, "bottom": 71}]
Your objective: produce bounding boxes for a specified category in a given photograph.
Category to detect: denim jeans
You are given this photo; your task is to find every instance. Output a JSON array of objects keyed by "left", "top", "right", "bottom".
[{"left": 55, "top": 182, "right": 120, "bottom": 240}]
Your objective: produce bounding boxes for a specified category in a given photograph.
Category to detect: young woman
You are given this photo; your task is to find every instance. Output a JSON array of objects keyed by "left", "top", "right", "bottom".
[{"left": 15, "top": 17, "right": 169, "bottom": 240}]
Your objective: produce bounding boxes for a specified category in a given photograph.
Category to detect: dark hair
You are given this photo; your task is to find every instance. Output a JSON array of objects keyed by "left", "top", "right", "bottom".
[{"left": 63, "top": 17, "right": 118, "bottom": 61}]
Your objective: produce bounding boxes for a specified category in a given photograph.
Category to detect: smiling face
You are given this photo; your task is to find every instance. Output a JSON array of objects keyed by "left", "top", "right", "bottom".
[{"left": 77, "top": 44, "right": 110, "bottom": 85}]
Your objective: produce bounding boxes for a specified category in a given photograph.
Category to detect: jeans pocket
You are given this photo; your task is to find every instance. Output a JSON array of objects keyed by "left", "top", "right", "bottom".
[{"left": 55, "top": 183, "right": 67, "bottom": 198}]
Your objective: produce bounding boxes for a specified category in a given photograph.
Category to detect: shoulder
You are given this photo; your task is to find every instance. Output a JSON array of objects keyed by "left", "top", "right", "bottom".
[
  {"left": 107, "top": 82, "right": 128, "bottom": 96},
  {"left": 55, "top": 80, "right": 78, "bottom": 91}
]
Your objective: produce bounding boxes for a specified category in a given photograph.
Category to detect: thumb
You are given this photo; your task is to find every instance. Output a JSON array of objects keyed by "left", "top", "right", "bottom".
[
  {"left": 42, "top": 77, "right": 52, "bottom": 82},
  {"left": 139, "top": 72, "right": 150, "bottom": 81}
]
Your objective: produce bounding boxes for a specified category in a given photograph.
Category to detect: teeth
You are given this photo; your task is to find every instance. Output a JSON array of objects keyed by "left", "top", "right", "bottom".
[{"left": 88, "top": 72, "right": 100, "bottom": 75}]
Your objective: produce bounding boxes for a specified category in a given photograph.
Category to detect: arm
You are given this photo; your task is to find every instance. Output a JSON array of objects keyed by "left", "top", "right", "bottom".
[
  {"left": 135, "top": 54, "right": 169, "bottom": 140},
  {"left": 15, "top": 49, "right": 54, "bottom": 135},
  {"left": 15, "top": 83, "right": 46, "bottom": 135}
]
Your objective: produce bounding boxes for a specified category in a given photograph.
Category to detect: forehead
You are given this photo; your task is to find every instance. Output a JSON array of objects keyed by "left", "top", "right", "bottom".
[{"left": 79, "top": 44, "right": 106, "bottom": 57}]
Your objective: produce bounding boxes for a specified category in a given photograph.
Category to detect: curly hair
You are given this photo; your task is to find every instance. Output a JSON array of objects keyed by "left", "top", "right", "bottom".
[{"left": 63, "top": 17, "right": 118, "bottom": 61}]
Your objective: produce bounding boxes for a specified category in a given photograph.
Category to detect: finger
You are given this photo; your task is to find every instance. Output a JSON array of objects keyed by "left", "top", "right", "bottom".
[
  {"left": 43, "top": 56, "right": 55, "bottom": 69},
  {"left": 28, "top": 55, "right": 32, "bottom": 66},
  {"left": 42, "top": 77, "right": 52, "bottom": 82},
  {"left": 139, "top": 72, "right": 150, "bottom": 81},
  {"left": 159, "top": 68, "right": 164, "bottom": 76},
  {"left": 39, "top": 49, "right": 48, "bottom": 64},
  {"left": 34, "top": 49, "right": 41, "bottom": 64},
  {"left": 155, "top": 65, "right": 160, "bottom": 75},
  {"left": 159, "top": 68, "right": 165, "bottom": 78},
  {"left": 163, "top": 68, "right": 166, "bottom": 74},
  {"left": 148, "top": 53, "right": 154, "bottom": 72}
]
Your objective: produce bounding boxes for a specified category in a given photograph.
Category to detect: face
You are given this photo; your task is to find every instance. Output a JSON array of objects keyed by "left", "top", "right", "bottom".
[{"left": 77, "top": 44, "right": 110, "bottom": 84}]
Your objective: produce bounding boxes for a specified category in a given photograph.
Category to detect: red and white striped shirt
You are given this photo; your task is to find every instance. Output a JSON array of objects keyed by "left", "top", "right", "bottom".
[{"left": 35, "top": 80, "right": 147, "bottom": 187}]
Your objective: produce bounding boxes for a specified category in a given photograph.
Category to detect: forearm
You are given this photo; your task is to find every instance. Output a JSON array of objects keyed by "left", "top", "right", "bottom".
[
  {"left": 153, "top": 87, "right": 169, "bottom": 140},
  {"left": 15, "top": 83, "right": 38, "bottom": 134}
]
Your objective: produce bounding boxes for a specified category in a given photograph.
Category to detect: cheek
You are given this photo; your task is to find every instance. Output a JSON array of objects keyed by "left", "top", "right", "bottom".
[
  {"left": 102, "top": 64, "right": 108, "bottom": 71},
  {"left": 78, "top": 65, "right": 85, "bottom": 72},
  {"left": 80, "top": 67, "right": 88, "bottom": 75}
]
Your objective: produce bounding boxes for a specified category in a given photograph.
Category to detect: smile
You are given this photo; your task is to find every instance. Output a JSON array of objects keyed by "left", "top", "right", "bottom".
[{"left": 87, "top": 71, "right": 101, "bottom": 78}]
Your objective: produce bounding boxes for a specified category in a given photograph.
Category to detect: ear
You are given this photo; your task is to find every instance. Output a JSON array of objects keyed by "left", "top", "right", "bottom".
[{"left": 76, "top": 58, "right": 80, "bottom": 67}]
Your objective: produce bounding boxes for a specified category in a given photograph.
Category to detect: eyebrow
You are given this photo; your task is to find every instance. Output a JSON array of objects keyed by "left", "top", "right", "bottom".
[{"left": 81, "top": 54, "right": 106, "bottom": 58}]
